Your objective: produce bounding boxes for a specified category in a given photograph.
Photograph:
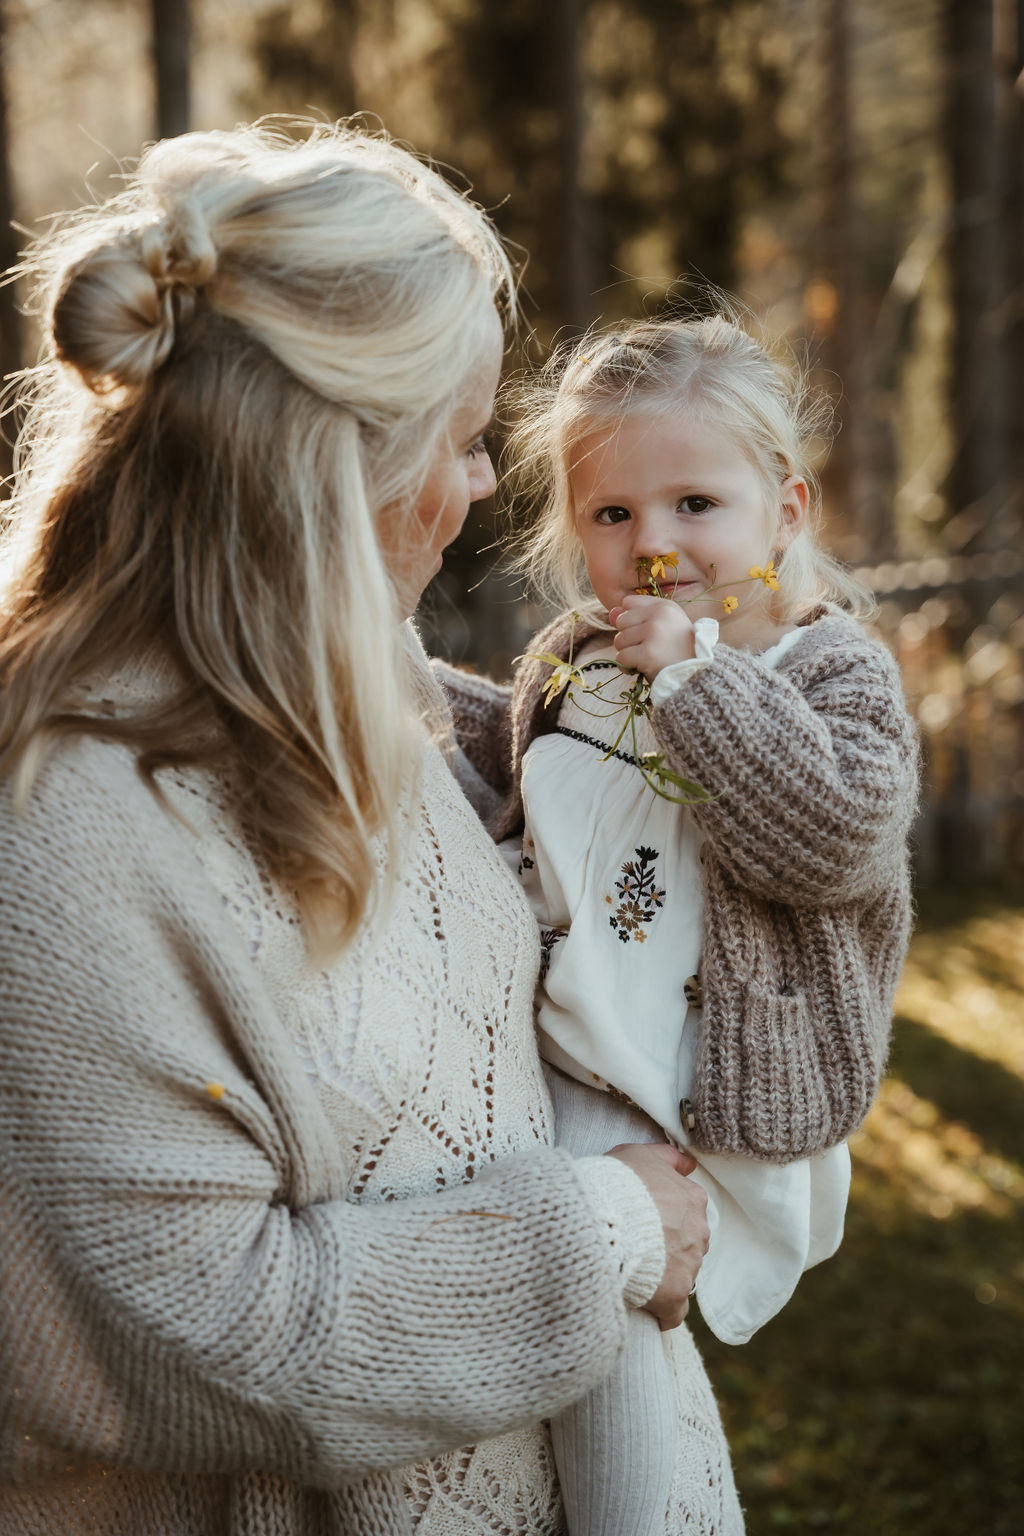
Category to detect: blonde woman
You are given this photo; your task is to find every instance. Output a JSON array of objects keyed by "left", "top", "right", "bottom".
[{"left": 0, "top": 125, "right": 728, "bottom": 1535}]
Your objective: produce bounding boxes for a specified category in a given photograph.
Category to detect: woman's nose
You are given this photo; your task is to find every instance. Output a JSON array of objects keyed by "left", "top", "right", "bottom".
[{"left": 470, "top": 451, "right": 497, "bottom": 504}]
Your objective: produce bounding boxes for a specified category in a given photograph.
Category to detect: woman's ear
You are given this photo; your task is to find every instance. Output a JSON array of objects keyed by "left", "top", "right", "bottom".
[{"left": 775, "top": 475, "right": 809, "bottom": 553}]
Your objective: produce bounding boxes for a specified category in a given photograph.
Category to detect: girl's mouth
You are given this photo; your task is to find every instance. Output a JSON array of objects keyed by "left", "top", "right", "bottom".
[{"left": 636, "top": 578, "right": 702, "bottom": 598}]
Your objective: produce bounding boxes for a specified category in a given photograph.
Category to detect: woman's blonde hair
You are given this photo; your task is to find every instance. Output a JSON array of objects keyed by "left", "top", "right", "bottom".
[
  {"left": 0, "top": 119, "right": 514, "bottom": 957},
  {"left": 504, "top": 313, "right": 872, "bottom": 623}
]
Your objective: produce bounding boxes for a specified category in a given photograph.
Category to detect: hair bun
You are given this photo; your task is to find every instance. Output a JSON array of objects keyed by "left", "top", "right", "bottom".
[
  {"left": 141, "top": 199, "right": 217, "bottom": 292},
  {"left": 51, "top": 199, "right": 217, "bottom": 393}
]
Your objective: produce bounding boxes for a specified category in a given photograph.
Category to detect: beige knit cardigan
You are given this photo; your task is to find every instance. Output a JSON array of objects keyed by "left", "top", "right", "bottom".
[
  {"left": 435, "top": 605, "right": 920, "bottom": 1163},
  {"left": 0, "top": 692, "right": 673, "bottom": 1535}
]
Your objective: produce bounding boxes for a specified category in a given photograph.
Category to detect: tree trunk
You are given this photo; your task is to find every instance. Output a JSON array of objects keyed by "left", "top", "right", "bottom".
[
  {"left": 945, "top": 0, "right": 1006, "bottom": 546},
  {"left": 553, "top": 0, "right": 589, "bottom": 333},
  {"left": 152, "top": 0, "right": 190, "bottom": 140},
  {"left": 996, "top": 0, "right": 1024, "bottom": 537},
  {"left": 824, "top": 0, "right": 877, "bottom": 557}
]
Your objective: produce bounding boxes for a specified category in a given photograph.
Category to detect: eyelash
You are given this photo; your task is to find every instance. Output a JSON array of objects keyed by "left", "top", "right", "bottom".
[{"left": 467, "top": 431, "right": 492, "bottom": 459}]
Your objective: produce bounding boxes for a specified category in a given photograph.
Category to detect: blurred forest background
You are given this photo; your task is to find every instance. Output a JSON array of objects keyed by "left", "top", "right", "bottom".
[{"left": 0, "top": 2, "right": 1021, "bottom": 1531}]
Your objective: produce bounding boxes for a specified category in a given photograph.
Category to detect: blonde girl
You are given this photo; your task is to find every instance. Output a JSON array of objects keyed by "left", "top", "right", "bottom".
[
  {"left": 0, "top": 129, "right": 719, "bottom": 1536},
  {"left": 437, "top": 316, "right": 919, "bottom": 1535}
]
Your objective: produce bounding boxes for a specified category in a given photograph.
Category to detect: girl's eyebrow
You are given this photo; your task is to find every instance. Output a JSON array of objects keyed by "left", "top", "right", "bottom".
[{"left": 580, "top": 489, "right": 631, "bottom": 511}]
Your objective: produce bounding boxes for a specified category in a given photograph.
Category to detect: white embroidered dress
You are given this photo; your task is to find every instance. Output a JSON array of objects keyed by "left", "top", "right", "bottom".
[{"left": 509, "top": 620, "right": 851, "bottom": 1346}]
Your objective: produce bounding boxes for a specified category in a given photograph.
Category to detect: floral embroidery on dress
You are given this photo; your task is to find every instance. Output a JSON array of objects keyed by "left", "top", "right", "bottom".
[
  {"left": 539, "top": 926, "right": 566, "bottom": 981},
  {"left": 519, "top": 834, "right": 536, "bottom": 876},
  {"left": 605, "top": 845, "right": 666, "bottom": 943},
  {"left": 684, "top": 973, "right": 703, "bottom": 1008}
]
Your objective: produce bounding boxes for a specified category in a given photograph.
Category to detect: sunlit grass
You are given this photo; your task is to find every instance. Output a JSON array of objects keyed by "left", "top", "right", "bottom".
[
  {"left": 853, "top": 1077, "right": 1024, "bottom": 1227},
  {"left": 896, "top": 894, "right": 1024, "bottom": 1079},
  {"left": 691, "top": 887, "right": 1024, "bottom": 1535}
]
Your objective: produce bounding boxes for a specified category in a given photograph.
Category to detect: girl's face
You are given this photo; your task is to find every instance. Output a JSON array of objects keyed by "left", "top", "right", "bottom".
[
  {"left": 570, "top": 407, "right": 807, "bottom": 648},
  {"left": 378, "top": 309, "right": 503, "bottom": 617}
]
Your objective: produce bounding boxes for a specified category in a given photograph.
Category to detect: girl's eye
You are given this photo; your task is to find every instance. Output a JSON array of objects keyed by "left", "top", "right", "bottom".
[
  {"left": 467, "top": 431, "right": 492, "bottom": 459},
  {"left": 594, "top": 505, "right": 630, "bottom": 525},
  {"left": 679, "top": 495, "right": 713, "bottom": 515}
]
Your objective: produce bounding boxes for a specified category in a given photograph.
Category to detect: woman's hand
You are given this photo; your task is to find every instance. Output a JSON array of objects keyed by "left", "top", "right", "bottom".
[
  {"left": 608, "top": 594, "right": 696, "bottom": 682},
  {"left": 607, "top": 1142, "right": 709, "bottom": 1330}
]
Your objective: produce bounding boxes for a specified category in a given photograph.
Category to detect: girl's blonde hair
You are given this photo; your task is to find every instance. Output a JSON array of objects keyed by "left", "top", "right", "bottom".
[
  {"left": 0, "top": 119, "right": 514, "bottom": 957},
  {"left": 504, "top": 313, "right": 872, "bottom": 624}
]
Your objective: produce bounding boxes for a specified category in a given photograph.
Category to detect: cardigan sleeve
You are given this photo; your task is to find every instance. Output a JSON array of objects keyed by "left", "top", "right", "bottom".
[
  {"left": 430, "top": 659, "right": 514, "bottom": 799},
  {"left": 649, "top": 619, "right": 919, "bottom": 906},
  {"left": 0, "top": 747, "right": 637, "bottom": 1491}
]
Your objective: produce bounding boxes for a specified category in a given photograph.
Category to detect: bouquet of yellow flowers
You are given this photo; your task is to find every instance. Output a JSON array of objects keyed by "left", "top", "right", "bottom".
[{"left": 525, "top": 555, "right": 781, "bottom": 804}]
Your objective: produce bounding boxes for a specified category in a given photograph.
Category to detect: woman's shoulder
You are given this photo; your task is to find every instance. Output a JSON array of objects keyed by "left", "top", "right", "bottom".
[{"left": 0, "top": 728, "right": 228, "bottom": 924}]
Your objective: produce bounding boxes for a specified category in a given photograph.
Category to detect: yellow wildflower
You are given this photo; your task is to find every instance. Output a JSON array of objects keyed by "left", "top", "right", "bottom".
[
  {"left": 528, "top": 654, "right": 585, "bottom": 708},
  {"left": 721, "top": 595, "right": 739, "bottom": 614},
  {"left": 749, "top": 561, "right": 780, "bottom": 590},
  {"left": 649, "top": 552, "right": 679, "bottom": 581}
]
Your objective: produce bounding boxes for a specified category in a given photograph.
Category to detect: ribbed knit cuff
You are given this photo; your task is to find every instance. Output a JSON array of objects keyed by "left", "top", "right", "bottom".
[
  {"left": 572, "top": 1155, "right": 667, "bottom": 1308},
  {"left": 649, "top": 616, "right": 719, "bottom": 707}
]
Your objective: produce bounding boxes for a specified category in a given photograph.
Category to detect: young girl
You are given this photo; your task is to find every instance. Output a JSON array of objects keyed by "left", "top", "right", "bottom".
[{"left": 437, "top": 316, "right": 919, "bottom": 1535}]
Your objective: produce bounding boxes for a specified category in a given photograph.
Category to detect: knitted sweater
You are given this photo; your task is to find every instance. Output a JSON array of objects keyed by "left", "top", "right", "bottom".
[
  {"left": 0, "top": 653, "right": 676, "bottom": 1536},
  {"left": 434, "top": 605, "right": 919, "bottom": 1163}
]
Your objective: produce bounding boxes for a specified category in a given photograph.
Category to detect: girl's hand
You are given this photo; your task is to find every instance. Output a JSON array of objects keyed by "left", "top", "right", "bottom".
[
  {"left": 606, "top": 1142, "right": 709, "bottom": 1330},
  {"left": 608, "top": 594, "right": 696, "bottom": 682}
]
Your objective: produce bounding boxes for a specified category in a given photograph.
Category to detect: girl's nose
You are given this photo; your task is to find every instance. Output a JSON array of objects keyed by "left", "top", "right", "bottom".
[{"left": 630, "top": 513, "right": 675, "bottom": 558}]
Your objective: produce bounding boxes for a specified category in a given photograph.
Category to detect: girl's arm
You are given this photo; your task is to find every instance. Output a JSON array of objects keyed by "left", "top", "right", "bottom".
[
  {"left": 0, "top": 745, "right": 657, "bottom": 1490},
  {"left": 431, "top": 658, "right": 514, "bottom": 798},
  {"left": 649, "top": 616, "right": 919, "bottom": 906}
]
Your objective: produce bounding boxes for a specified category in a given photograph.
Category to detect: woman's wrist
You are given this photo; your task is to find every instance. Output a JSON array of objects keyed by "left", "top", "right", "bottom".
[{"left": 571, "top": 1154, "right": 667, "bottom": 1308}]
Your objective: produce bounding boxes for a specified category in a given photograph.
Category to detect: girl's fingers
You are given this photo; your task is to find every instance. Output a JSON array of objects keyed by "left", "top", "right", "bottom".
[{"left": 614, "top": 593, "right": 662, "bottom": 618}]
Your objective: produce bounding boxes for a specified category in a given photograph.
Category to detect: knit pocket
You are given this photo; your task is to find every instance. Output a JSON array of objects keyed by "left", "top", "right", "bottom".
[{"left": 736, "top": 985, "right": 834, "bottom": 1161}]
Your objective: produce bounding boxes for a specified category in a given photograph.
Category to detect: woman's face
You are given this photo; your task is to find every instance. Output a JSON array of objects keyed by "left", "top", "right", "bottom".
[{"left": 380, "top": 309, "right": 504, "bottom": 617}]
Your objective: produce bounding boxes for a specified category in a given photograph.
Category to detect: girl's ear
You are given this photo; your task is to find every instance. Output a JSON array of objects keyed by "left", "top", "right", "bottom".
[{"left": 775, "top": 475, "right": 809, "bottom": 552}]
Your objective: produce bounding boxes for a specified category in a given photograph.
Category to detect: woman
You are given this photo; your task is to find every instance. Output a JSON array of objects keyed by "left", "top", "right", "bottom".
[{"left": 0, "top": 123, "right": 736, "bottom": 1533}]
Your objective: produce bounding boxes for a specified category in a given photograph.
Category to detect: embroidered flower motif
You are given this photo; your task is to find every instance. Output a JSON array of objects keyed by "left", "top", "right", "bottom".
[
  {"left": 721, "top": 595, "right": 739, "bottom": 613},
  {"left": 607, "top": 846, "right": 666, "bottom": 942},
  {"left": 206, "top": 1082, "right": 225, "bottom": 1101},
  {"left": 748, "top": 561, "right": 780, "bottom": 590},
  {"left": 684, "top": 974, "right": 703, "bottom": 1008}
]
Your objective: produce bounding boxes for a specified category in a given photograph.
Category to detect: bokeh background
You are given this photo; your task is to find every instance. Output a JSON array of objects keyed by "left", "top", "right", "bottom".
[{"left": 0, "top": 3, "right": 1021, "bottom": 1531}]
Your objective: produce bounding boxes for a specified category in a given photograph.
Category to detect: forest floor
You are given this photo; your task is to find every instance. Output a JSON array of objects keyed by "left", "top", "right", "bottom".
[{"left": 690, "top": 883, "right": 1024, "bottom": 1536}]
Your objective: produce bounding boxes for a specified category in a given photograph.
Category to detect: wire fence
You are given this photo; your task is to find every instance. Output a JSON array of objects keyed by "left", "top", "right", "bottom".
[{"left": 860, "top": 549, "right": 1024, "bottom": 885}]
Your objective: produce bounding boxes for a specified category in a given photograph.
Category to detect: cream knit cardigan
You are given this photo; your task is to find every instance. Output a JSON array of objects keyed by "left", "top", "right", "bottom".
[
  {"left": 435, "top": 605, "right": 920, "bottom": 1163},
  {"left": 0, "top": 654, "right": 685, "bottom": 1536}
]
